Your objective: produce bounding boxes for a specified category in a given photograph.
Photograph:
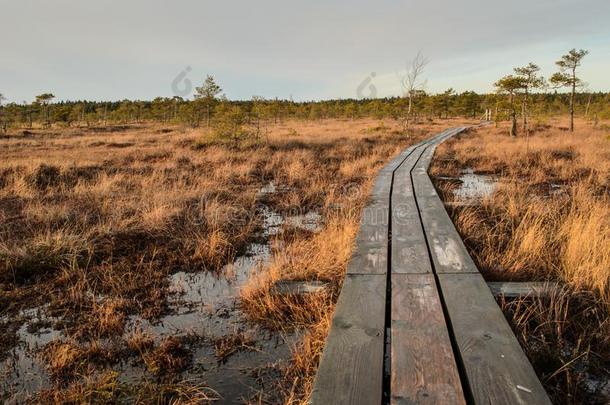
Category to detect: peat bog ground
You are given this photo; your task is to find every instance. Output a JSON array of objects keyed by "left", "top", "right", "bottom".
[{"left": 1, "top": 118, "right": 471, "bottom": 403}]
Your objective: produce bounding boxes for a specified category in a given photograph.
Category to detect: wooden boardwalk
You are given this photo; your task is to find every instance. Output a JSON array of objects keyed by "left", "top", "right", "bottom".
[{"left": 311, "top": 128, "right": 551, "bottom": 405}]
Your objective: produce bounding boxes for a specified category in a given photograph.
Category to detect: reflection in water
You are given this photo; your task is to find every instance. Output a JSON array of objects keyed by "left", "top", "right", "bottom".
[
  {"left": 453, "top": 168, "right": 497, "bottom": 201},
  {"left": 125, "top": 243, "right": 272, "bottom": 342},
  {"left": 1, "top": 307, "right": 60, "bottom": 402},
  {"left": 1, "top": 195, "right": 320, "bottom": 403}
]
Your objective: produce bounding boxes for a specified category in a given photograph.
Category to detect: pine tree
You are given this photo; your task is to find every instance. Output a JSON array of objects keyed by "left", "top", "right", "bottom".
[
  {"left": 514, "top": 63, "right": 545, "bottom": 134},
  {"left": 194, "top": 75, "right": 222, "bottom": 128},
  {"left": 35, "top": 93, "right": 55, "bottom": 128},
  {"left": 494, "top": 76, "right": 525, "bottom": 137},
  {"left": 550, "top": 49, "right": 588, "bottom": 132}
]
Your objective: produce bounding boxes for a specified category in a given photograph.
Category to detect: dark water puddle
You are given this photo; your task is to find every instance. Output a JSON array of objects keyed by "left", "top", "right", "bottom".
[
  {"left": 1, "top": 183, "right": 321, "bottom": 403},
  {"left": 453, "top": 168, "right": 497, "bottom": 201},
  {"left": 262, "top": 207, "right": 322, "bottom": 235},
  {"left": 1, "top": 306, "right": 60, "bottom": 402},
  {"left": 442, "top": 170, "right": 570, "bottom": 204},
  {"left": 125, "top": 242, "right": 272, "bottom": 341}
]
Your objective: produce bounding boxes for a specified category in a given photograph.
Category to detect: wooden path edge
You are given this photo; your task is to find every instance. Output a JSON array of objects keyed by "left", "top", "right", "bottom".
[{"left": 310, "top": 126, "right": 551, "bottom": 405}]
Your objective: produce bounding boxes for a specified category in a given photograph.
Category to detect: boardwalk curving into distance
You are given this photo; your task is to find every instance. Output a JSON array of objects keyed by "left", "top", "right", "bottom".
[{"left": 310, "top": 128, "right": 551, "bottom": 405}]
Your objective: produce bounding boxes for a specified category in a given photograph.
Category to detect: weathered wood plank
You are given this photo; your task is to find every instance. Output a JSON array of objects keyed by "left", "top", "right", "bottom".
[
  {"left": 370, "top": 172, "right": 393, "bottom": 202},
  {"left": 391, "top": 143, "right": 433, "bottom": 274},
  {"left": 412, "top": 152, "right": 480, "bottom": 274},
  {"left": 354, "top": 220, "right": 387, "bottom": 244},
  {"left": 391, "top": 274, "right": 466, "bottom": 404},
  {"left": 271, "top": 280, "right": 328, "bottom": 295},
  {"left": 437, "top": 273, "right": 551, "bottom": 405},
  {"left": 415, "top": 127, "right": 464, "bottom": 168},
  {"left": 412, "top": 127, "right": 551, "bottom": 404},
  {"left": 310, "top": 274, "right": 386, "bottom": 405},
  {"left": 347, "top": 146, "right": 416, "bottom": 274},
  {"left": 389, "top": 131, "right": 450, "bottom": 274},
  {"left": 487, "top": 281, "right": 561, "bottom": 298},
  {"left": 346, "top": 240, "right": 387, "bottom": 275}
]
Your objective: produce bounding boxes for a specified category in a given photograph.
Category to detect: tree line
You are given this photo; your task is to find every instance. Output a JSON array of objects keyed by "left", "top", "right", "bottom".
[
  {"left": 1, "top": 91, "right": 607, "bottom": 131},
  {"left": 1, "top": 49, "right": 607, "bottom": 136}
]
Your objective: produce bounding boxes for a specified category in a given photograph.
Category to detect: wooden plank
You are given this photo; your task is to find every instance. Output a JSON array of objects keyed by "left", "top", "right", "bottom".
[
  {"left": 412, "top": 164, "right": 479, "bottom": 274},
  {"left": 414, "top": 127, "right": 463, "bottom": 169},
  {"left": 310, "top": 274, "right": 386, "bottom": 405},
  {"left": 313, "top": 143, "right": 423, "bottom": 403},
  {"left": 347, "top": 146, "right": 417, "bottom": 274},
  {"left": 391, "top": 274, "right": 466, "bottom": 404},
  {"left": 389, "top": 131, "right": 450, "bottom": 274},
  {"left": 354, "top": 220, "right": 388, "bottom": 244},
  {"left": 411, "top": 127, "right": 551, "bottom": 404},
  {"left": 271, "top": 280, "right": 328, "bottom": 295},
  {"left": 370, "top": 172, "right": 393, "bottom": 202},
  {"left": 383, "top": 145, "right": 418, "bottom": 171},
  {"left": 412, "top": 166, "right": 441, "bottom": 198},
  {"left": 438, "top": 273, "right": 551, "bottom": 405},
  {"left": 487, "top": 281, "right": 561, "bottom": 298},
  {"left": 391, "top": 143, "right": 433, "bottom": 274},
  {"left": 346, "top": 240, "right": 387, "bottom": 275}
]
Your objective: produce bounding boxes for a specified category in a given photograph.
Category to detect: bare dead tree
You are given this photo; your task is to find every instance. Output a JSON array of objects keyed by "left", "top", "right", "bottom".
[
  {"left": 0, "top": 93, "right": 6, "bottom": 134},
  {"left": 400, "top": 51, "right": 429, "bottom": 132},
  {"left": 584, "top": 90, "right": 592, "bottom": 119}
]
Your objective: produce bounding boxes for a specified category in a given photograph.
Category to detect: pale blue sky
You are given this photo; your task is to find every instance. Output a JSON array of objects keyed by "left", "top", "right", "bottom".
[{"left": 1, "top": 0, "right": 609, "bottom": 102}]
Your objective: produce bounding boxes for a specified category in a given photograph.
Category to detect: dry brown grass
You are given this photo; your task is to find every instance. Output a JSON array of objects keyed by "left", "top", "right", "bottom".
[
  {"left": 1, "top": 118, "right": 473, "bottom": 401},
  {"left": 432, "top": 118, "right": 610, "bottom": 404},
  {"left": 282, "top": 315, "right": 332, "bottom": 404},
  {"left": 241, "top": 214, "right": 359, "bottom": 330},
  {"left": 34, "top": 370, "right": 220, "bottom": 404},
  {"left": 432, "top": 119, "right": 609, "bottom": 299},
  {"left": 1, "top": 125, "right": 262, "bottom": 331},
  {"left": 35, "top": 370, "right": 121, "bottom": 404},
  {"left": 213, "top": 331, "right": 256, "bottom": 363},
  {"left": 142, "top": 336, "right": 192, "bottom": 376},
  {"left": 238, "top": 118, "right": 476, "bottom": 403},
  {"left": 127, "top": 330, "right": 194, "bottom": 376},
  {"left": 40, "top": 339, "right": 120, "bottom": 382},
  {"left": 500, "top": 288, "right": 609, "bottom": 403},
  {"left": 126, "top": 328, "right": 156, "bottom": 354}
]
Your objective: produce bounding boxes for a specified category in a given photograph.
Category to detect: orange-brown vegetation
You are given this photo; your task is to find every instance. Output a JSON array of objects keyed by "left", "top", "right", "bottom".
[
  {"left": 431, "top": 119, "right": 610, "bottom": 404},
  {"left": 1, "top": 118, "right": 470, "bottom": 402}
]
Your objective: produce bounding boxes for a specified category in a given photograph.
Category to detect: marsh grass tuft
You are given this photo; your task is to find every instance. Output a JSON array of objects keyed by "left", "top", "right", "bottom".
[
  {"left": 143, "top": 336, "right": 192, "bottom": 376},
  {"left": 213, "top": 331, "right": 256, "bottom": 363}
]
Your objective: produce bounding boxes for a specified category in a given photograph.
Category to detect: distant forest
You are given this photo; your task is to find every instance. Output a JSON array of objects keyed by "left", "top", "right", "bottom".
[{"left": 1, "top": 90, "right": 609, "bottom": 131}]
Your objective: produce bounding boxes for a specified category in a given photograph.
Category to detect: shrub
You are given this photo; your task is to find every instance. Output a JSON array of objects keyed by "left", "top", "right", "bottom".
[{"left": 211, "top": 104, "right": 250, "bottom": 143}]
